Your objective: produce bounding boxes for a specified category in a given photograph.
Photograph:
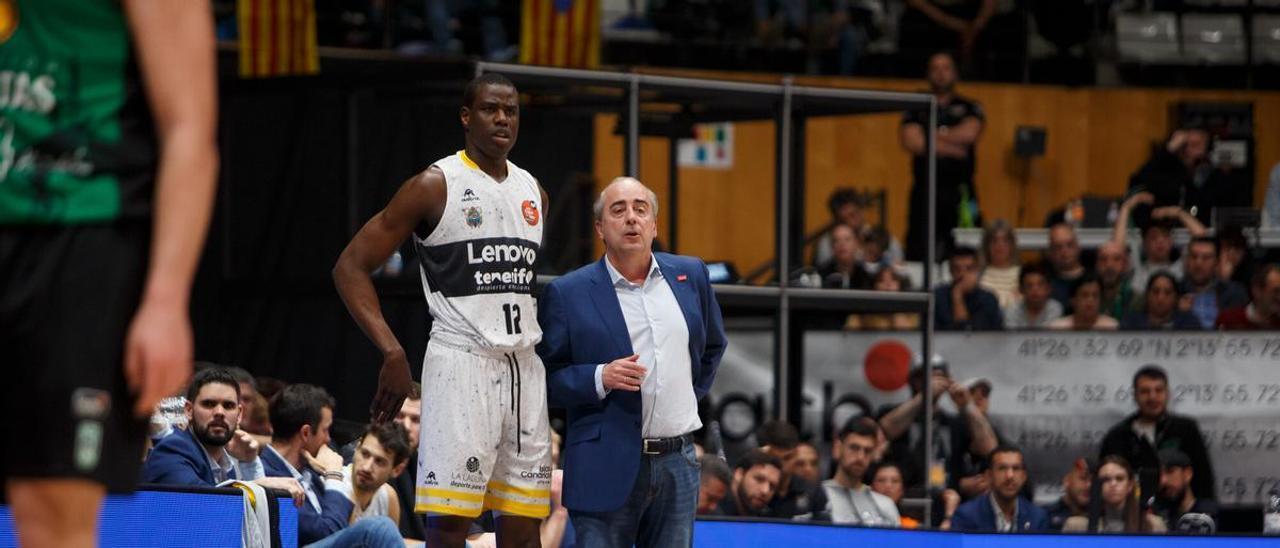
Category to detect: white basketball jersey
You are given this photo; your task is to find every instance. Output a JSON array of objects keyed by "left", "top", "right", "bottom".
[{"left": 413, "top": 151, "right": 543, "bottom": 351}]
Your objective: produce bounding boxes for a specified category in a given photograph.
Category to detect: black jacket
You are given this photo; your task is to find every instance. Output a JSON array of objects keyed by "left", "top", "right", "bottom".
[
  {"left": 1128, "top": 148, "right": 1250, "bottom": 226},
  {"left": 1098, "top": 412, "right": 1215, "bottom": 500}
]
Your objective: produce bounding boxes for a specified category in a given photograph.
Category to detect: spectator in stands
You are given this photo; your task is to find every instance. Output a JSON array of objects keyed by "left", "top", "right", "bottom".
[
  {"left": 1096, "top": 241, "right": 1138, "bottom": 320},
  {"left": 818, "top": 223, "right": 870, "bottom": 289},
  {"left": 1154, "top": 448, "right": 1219, "bottom": 533},
  {"left": 822, "top": 420, "right": 901, "bottom": 526},
  {"left": 142, "top": 368, "right": 305, "bottom": 505},
  {"left": 1003, "top": 263, "right": 1063, "bottom": 329},
  {"left": 1112, "top": 192, "right": 1205, "bottom": 293},
  {"left": 1099, "top": 365, "right": 1214, "bottom": 501},
  {"left": 979, "top": 220, "right": 1020, "bottom": 309},
  {"left": 869, "top": 462, "right": 921, "bottom": 528},
  {"left": 757, "top": 420, "right": 828, "bottom": 520},
  {"left": 935, "top": 247, "right": 1004, "bottom": 330},
  {"left": 1217, "top": 264, "right": 1280, "bottom": 329},
  {"left": 860, "top": 225, "right": 895, "bottom": 276},
  {"left": 901, "top": 51, "right": 985, "bottom": 261},
  {"left": 1063, "top": 456, "right": 1167, "bottom": 533},
  {"left": 1180, "top": 236, "right": 1248, "bottom": 329},
  {"left": 1042, "top": 457, "right": 1092, "bottom": 531},
  {"left": 1121, "top": 271, "right": 1202, "bottom": 330},
  {"left": 345, "top": 422, "right": 410, "bottom": 526},
  {"left": 1048, "top": 274, "right": 1118, "bottom": 330},
  {"left": 1129, "top": 128, "right": 1249, "bottom": 227},
  {"left": 898, "top": 0, "right": 997, "bottom": 70},
  {"left": 697, "top": 455, "right": 733, "bottom": 516},
  {"left": 1216, "top": 225, "right": 1255, "bottom": 287},
  {"left": 261, "top": 384, "right": 401, "bottom": 547},
  {"left": 815, "top": 188, "right": 902, "bottom": 266},
  {"left": 846, "top": 267, "right": 919, "bottom": 330},
  {"left": 389, "top": 382, "right": 426, "bottom": 541},
  {"left": 950, "top": 446, "right": 1048, "bottom": 532},
  {"left": 877, "top": 362, "right": 998, "bottom": 494},
  {"left": 790, "top": 442, "right": 821, "bottom": 487},
  {"left": 717, "top": 449, "right": 784, "bottom": 518},
  {"left": 1045, "top": 223, "right": 1086, "bottom": 307}
]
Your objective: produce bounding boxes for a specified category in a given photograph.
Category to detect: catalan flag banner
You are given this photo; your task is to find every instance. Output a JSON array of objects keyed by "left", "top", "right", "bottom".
[
  {"left": 520, "top": 0, "right": 600, "bottom": 68},
  {"left": 237, "top": 0, "right": 319, "bottom": 78}
]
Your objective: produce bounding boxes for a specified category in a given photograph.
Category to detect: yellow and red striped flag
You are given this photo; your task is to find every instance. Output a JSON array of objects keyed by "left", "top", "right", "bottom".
[
  {"left": 237, "top": 0, "right": 319, "bottom": 78},
  {"left": 520, "top": 0, "right": 600, "bottom": 69}
]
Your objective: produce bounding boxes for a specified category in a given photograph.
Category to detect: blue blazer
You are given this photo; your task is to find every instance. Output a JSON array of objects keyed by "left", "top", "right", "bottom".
[
  {"left": 951, "top": 495, "right": 1050, "bottom": 532},
  {"left": 142, "top": 428, "right": 225, "bottom": 486},
  {"left": 261, "top": 446, "right": 355, "bottom": 546},
  {"left": 536, "top": 253, "right": 727, "bottom": 512}
]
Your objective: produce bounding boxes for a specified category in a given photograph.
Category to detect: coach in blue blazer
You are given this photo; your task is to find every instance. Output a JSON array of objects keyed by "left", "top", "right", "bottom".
[
  {"left": 538, "top": 177, "right": 726, "bottom": 548},
  {"left": 949, "top": 446, "right": 1050, "bottom": 533}
]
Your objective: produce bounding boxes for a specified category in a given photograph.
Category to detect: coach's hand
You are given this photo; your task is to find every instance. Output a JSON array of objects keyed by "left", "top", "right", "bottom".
[
  {"left": 371, "top": 348, "right": 413, "bottom": 424},
  {"left": 226, "top": 429, "right": 261, "bottom": 462},
  {"left": 124, "top": 298, "right": 194, "bottom": 417},
  {"left": 254, "top": 477, "right": 306, "bottom": 507},
  {"left": 602, "top": 354, "right": 647, "bottom": 392}
]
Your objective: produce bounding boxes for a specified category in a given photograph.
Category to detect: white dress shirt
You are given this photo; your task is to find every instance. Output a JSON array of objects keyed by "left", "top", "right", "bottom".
[
  {"left": 264, "top": 445, "right": 352, "bottom": 512},
  {"left": 204, "top": 446, "right": 264, "bottom": 484},
  {"left": 593, "top": 255, "right": 701, "bottom": 439}
]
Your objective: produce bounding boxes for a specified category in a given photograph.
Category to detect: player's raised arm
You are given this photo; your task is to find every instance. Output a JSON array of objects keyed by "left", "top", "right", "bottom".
[{"left": 333, "top": 168, "right": 446, "bottom": 423}]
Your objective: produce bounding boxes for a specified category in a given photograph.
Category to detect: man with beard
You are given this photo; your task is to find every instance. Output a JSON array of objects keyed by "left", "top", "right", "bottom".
[
  {"left": 344, "top": 422, "right": 412, "bottom": 526},
  {"left": 900, "top": 52, "right": 986, "bottom": 261},
  {"left": 1096, "top": 241, "right": 1138, "bottom": 320},
  {"left": 822, "top": 421, "right": 900, "bottom": 526},
  {"left": 756, "top": 421, "right": 828, "bottom": 520},
  {"left": 1042, "top": 457, "right": 1092, "bottom": 531},
  {"left": 143, "top": 369, "right": 304, "bottom": 504},
  {"left": 1180, "top": 237, "right": 1248, "bottom": 329},
  {"left": 1099, "top": 365, "right": 1215, "bottom": 502},
  {"left": 950, "top": 446, "right": 1048, "bottom": 532},
  {"left": 716, "top": 450, "right": 783, "bottom": 517},
  {"left": 1154, "top": 449, "right": 1219, "bottom": 533}
]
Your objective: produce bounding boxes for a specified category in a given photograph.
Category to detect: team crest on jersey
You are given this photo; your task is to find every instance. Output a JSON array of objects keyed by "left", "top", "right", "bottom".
[
  {"left": 521, "top": 200, "right": 539, "bottom": 226},
  {"left": 464, "top": 206, "right": 483, "bottom": 228},
  {"left": 0, "top": 0, "right": 17, "bottom": 45},
  {"left": 461, "top": 188, "right": 480, "bottom": 203}
]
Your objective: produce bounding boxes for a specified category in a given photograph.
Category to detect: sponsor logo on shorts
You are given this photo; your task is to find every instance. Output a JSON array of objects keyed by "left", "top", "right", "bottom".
[
  {"left": 424, "top": 471, "right": 438, "bottom": 486},
  {"left": 521, "top": 200, "right": 539, "bottom": 226},
  {"left": 461, "top": 188, "right": 480, "bottom": 203},
  {"left": 450, "top": 481, "right": 484, "bottom": 491},
  {"left": 465, "top": 456, "right": 480, "bottom": 473},
  {"left": 464, "top": 206, "right": 483, "bottom": 228},
  {"left": 520, "top": 465, "right": 553, "bottom": 480}
]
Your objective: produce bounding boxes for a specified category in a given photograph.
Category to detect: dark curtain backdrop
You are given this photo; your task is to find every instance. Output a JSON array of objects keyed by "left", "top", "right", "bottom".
[{"left": 193, "top": 66, "right": 596, "bottom": 423}]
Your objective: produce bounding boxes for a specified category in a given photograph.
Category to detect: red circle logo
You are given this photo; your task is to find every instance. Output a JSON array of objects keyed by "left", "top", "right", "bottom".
[
  {"left": 522, "top": 200, "right": 540, "bottom": 226},
  {"left": 863, "top": 340, "right": 912, "bottom": 392}
]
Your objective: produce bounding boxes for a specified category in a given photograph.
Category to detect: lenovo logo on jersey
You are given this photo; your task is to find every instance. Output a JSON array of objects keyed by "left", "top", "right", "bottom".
[{"left": 467, "top": 241, "right": 537, "bottom": 266}]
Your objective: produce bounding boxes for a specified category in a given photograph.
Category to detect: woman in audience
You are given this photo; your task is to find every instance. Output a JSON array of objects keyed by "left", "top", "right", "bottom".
[
  {"left": 1120, "top": 271, "right": 1202, "bottom": 330},
  {"left": 1049, "top": 274, "right": 1119, "bottom": 330},
  {"left": 1063, "top": 456, "right": 1167, "bottom": 533},
  {"left": 979, "top": 220, "right": 1020, "bottom": 309},
  {"left": 869, "top": 462, "right": 921, "bottom": 528},
  {"left": 845, "top": 267, "right": 919, "bottom": 330}
]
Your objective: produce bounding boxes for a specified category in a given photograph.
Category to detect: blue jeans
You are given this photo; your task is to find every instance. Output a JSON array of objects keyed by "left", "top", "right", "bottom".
[
  {"left": 305, "top": 516, "right": 401, "bottom": 548},
  {"left": 570, "top": 441, "right": 699, "bottom": 548}
]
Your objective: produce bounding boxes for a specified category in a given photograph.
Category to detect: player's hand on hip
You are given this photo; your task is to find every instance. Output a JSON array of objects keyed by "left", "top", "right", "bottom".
[
  {"left": 124, "top": 298, "right": 194, "bottom": 417},
  {"left": 371, "top": 348, "right": 413, "bottom": 424},
  {"left": 603, "top": 354, "right": 647, "bottom": 392},
  {"left": 254, "top": 477, "right": 306, "bottom": 507},
  {"left": 226, "top": 429, "right": 261, "bottom": 462}
]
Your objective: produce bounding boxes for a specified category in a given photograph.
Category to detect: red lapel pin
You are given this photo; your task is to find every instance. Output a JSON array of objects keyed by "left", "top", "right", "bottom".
[{"left": 677, "top": 274, "right": 688, "bottom": 282}]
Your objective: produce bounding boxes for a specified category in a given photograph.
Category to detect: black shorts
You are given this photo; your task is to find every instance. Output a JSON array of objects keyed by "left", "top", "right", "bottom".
[{"left": 0, "top": 222, "right": 150, "bottom": 494}]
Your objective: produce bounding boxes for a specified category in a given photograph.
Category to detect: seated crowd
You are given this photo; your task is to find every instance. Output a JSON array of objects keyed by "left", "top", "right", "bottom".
[
  {"left": 811, "top": 187, "right": 1280, "bottom": 332},
  {"left": 695, "top": 363, "right": 1220, "bottom": 535}
]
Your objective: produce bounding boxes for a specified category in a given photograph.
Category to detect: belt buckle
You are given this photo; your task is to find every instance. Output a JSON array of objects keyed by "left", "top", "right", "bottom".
[{"left": 642, "top": 439, "right": 659, "bottom": 455}]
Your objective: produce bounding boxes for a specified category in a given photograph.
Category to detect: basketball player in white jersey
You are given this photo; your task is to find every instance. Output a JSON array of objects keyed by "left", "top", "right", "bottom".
[{"left": 334, "top": 73, "right": 551, "bottom": 548}]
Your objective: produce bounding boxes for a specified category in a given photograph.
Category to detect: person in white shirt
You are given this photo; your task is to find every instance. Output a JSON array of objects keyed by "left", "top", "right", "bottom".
[
  {"left": 823, "top": 420, "right": 900, "bottom": 527},
  {"left": 1003, "top": 263, "right": 1063, "bottom": 329},
  {"left": 344, "top": 421, "right": 410, "bottom": 526},
  {"left": 979, "top": 220, "right": 1021, "bottom": 309}
]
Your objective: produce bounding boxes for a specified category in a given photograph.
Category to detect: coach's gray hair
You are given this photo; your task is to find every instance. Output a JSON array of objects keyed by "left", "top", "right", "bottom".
[{"left": 592, "top": 177, "right": 659, "bottom": 222}]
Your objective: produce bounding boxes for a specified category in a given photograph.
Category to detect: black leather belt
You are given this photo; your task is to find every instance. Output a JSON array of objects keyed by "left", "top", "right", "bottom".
[{"left": 641, "top": 435, "right": 688, "bottom": 455}]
